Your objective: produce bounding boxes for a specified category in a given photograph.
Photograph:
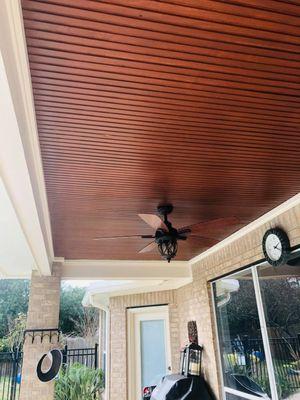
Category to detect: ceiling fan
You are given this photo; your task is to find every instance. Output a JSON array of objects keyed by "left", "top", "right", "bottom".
[{"left": 94, "top": 205, "right": 239, "bottom": 262}]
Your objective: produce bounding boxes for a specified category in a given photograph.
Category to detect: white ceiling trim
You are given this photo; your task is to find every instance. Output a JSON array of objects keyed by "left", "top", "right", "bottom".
[
  {"left": 190, "top": 192, "right": 300, "bottom": 265},
  {"left": 61, "top": 259, "right": 191, "bottom": 280},
  {"left": 0, "top": 0, "right": 54, "bottom": 262}
]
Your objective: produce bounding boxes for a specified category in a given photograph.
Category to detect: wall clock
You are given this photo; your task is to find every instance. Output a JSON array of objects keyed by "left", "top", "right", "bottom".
[{"left": 262, "top": 228, "right": 290, "bottom": 267}]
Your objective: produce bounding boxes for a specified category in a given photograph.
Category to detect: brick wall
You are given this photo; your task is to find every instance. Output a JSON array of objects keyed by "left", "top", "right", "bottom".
[
  {"left": 19, "top": 264, "right": 61, "bottom": 400},
  {"left": 108, "top": 202, "right": 300, "bottom": 400}
]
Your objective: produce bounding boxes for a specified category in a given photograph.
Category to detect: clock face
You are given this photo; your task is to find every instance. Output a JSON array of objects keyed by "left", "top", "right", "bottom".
[
  {"left": 262, "top": 228, "right": 290, "bottom": 267},
  {"left": 265, "top": 233, "right": 282, "bottom": 261}
]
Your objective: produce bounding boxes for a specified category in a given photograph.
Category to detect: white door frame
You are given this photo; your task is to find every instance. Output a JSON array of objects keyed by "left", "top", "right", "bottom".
[{"left": 127, "top": 305, "right": 172, "bottom": 400}]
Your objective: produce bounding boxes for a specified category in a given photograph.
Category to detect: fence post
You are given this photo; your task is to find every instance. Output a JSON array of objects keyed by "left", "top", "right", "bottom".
[
  {"left": 9, "top": 348, "right": 18, "bottom": 400},
  {"left": 242, "top": 335, "right": 251, "bottom": 373},
  {"left": 94, "top": 343, "right": 99, "bottom": 370},
  {"left": 62, "top": 344, "right": 68, "bottom": 366}
]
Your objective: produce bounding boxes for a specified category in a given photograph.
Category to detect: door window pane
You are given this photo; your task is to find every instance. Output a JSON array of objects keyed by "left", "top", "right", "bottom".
[
  {"left": 213, "top": 269, "right": 270, "bottom": 398},
  {"left": 140, "top": 319, "right": 167, "bottom": 389},
  {"left": 258, "top": 263, "right": 300, "bottom": 399}
]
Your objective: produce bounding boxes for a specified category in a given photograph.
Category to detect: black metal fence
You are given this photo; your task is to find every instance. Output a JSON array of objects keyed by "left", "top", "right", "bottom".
[
  {"left": 0, "top": 344, "right": 98, "bottom": 400},
  {"left": 224, "top": 335, "right": 300, "bottom": 396},
  {"left": 62, "top": 344, "right": 99, "bottom": 369},
  {"left": 0, "top": 350, "right": 22, "bottom": 400}
]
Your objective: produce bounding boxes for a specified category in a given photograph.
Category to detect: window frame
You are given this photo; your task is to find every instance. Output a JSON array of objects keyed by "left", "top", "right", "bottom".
[{"left": 211, "top": 261, "right": 279, "bottom": 400}]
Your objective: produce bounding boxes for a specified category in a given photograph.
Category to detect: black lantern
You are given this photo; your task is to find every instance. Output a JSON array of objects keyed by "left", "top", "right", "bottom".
[
  {"left": 157, "top": 238, "right": 178, "bottom": 263},
  {"left": 180, "top": 342, "right": 203, "bottom": 377}
]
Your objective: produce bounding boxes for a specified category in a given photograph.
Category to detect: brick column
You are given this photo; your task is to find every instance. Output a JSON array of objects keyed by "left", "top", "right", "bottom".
[{"left": 19, "top": 264, "right": 61, "bottom": 400}]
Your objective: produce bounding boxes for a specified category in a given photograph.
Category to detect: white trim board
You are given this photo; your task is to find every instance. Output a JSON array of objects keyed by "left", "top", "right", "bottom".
[
  {"left": 61, "top": 259, "right": 191, "bottom": 280},
  {"left": 0, "top": 0, "right": 54, "bottom": 263},
  {"left": 0, "top": 51, "right": 51, "bottom": 276}
]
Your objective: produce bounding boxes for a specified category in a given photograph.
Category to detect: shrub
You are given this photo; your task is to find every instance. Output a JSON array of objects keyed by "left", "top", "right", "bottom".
[{"left": 55, "top": 363, "right": 104, "bottom": 400}]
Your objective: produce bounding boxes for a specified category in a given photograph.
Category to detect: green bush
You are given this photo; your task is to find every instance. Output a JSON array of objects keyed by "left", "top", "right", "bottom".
[
  {"left": 55, "top": 363, "right": 104, "bottom": 400},
  {"left": 0, "top": 337, "right": 9, "bottom": 352}
]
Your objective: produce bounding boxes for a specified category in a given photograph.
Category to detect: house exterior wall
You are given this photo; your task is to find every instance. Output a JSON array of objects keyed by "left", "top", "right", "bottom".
[{"left": 108, "top": 202, "right": 300, "bottom": 400}]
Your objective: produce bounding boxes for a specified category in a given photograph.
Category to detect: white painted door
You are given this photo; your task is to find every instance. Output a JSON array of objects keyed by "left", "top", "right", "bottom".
[{"left": 127, "top": 306, "right": 172, "bottom": 400}]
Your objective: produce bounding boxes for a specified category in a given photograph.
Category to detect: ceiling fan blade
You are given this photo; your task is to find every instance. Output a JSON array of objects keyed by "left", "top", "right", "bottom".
[
  {"left": 93, "top": 234, "right": 154, "bottom": 240},
  {"left": 187, "top": 236, "right": 220, "bottom": 247},
  {"left": 138, "top": 214, "right": 168, "bottom": 231},
  {"left": 138, "top": 241, "right": 157, "bottom": 254},
  {"left": 178, "top": 217, "right": 239, "bottom": 235}
]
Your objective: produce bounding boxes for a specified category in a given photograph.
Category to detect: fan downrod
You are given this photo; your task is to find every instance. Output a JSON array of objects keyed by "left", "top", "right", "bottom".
[{"left": 157, "top": 204, "right": 173, "bottom": 218}]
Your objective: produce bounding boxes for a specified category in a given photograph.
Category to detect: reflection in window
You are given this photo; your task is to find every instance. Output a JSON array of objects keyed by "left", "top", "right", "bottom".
[
  {"left": 258, "top": 264, "right": 300, "bottom": 400},
  {"left": 213, "top": 269, "right": 270, "bottom": 398},
  {"left": 226, "top": 393, "right": 253, "bottom": 400}
]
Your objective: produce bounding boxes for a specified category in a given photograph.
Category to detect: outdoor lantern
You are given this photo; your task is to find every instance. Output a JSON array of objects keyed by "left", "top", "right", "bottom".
[
  {"left": 157, "top": 238, "right": 178, "bottom": 263},
  {"left": 180, "top": 342, "right": 203, "bottom": 377}
]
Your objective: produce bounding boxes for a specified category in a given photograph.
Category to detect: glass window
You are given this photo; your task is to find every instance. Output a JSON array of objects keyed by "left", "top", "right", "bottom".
[
  {"left": 258, "top": 263, "right": 300, "bottom": 400},
  {"left": 213, "top": 269, "right": 270, "bottom": 398},
  {"left": 140, "top": 319, "right": 167, "bottom": 389}
]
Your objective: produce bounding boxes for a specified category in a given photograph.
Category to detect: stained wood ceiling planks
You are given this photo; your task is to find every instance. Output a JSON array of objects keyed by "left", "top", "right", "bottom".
[{"left": 22, "top": 0, "right": 300, "bottom": 260}]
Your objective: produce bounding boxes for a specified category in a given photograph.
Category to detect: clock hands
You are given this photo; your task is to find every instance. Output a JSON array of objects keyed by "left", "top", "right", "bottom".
[{"left": 274, "top": 242, "right": 281, "bottom": 250}]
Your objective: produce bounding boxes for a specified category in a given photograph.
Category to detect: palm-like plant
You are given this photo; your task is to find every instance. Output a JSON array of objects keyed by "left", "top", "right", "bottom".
[{"left": 55, "top": 363, "right": 104, "bottom": 400}]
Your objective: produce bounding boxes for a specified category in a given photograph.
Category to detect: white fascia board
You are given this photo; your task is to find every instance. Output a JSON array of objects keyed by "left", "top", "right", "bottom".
[
  {"left": 190, "top": 192, "right": 300, "bottom": 265},
  {"left": 0, "top": 0, "right": 54, "bottom": 271},
  {"left": 61, "top": 260, "right": 191, "bottom": 280}
]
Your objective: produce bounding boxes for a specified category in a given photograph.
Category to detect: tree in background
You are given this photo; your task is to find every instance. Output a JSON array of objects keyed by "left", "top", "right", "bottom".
[
  {"left": 0, "top": 280, "right": 94, "bottom": 340},
  {"left": 59, "top": 284, "right": 87, "bottom": 335},
  {"left": 0, "top": 313, "right": 27, "bottom": 351},
  {"left": 73, "top": 307, "right": 99, "bottom": 347},
  {"left": 0, "top": 280, "right": 29, "bottom": 338}
]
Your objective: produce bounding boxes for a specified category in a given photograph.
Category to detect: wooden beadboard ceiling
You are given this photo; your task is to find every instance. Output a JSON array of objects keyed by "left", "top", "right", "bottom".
[{"left": 22, "top": 0, "right": 300, "bottom": 260}]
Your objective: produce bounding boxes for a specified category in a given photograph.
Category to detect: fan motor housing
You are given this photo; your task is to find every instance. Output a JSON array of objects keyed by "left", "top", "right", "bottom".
[{"left": 157, "top": 204, "right": 173, "bottom": 217}]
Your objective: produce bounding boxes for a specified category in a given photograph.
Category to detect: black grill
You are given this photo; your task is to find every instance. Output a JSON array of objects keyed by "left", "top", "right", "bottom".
[{"left": 150, "top": 374, "right": 214, "bottom": 400}]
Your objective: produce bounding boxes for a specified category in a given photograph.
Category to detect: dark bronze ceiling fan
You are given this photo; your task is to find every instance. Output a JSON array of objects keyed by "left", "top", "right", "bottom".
[{"left": 94, "top": 205, "right": 239, "bottom": 262}]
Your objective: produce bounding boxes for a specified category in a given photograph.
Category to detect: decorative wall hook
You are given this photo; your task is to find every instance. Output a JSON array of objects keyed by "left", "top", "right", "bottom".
[{"left": 23, "top": 328, "right": 61, "bottom": 344}]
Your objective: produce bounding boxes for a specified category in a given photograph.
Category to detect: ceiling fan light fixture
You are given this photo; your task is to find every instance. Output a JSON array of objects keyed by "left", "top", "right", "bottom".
[{"left": 158, "top": 239, "right": 178, "bottom": 263}]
